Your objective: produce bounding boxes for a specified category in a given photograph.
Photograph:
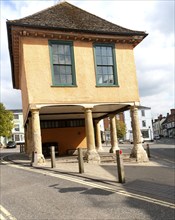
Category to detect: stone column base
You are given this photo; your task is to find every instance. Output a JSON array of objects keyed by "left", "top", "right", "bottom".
[
  {"left": 130, "top": 144, "right": 149, "bottom": 162},
  {"left": 109, "top": 145, "right": 120, "bottom": 153},
  {"left": 33, "top": 153, "right": 45, "bottom": 165},
  {"left": 85, "top": 149, "right": 101, "bottom": 164},
  {"left": 97, "top": 147, "right": 104, "bottom": 152}
]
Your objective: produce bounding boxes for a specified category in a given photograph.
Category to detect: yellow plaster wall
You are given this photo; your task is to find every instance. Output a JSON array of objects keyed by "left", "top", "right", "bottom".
[
  {"left": 20, "top": 51, "right": 29, "bottom": 121},
  {"left": 21, "top": 38, "right": 140, "bottom": 116},
  {"left": 41, "top": 127, "right": 86, "bottom": 155}
]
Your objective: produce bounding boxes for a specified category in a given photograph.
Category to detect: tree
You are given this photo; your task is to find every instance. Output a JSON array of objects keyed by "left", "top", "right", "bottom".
[
  {"left": 116, "top": 119, "right": 126, "bottom": 139},
  {"left": 0, "top": 103, "right": 14, "bottom": 138}
]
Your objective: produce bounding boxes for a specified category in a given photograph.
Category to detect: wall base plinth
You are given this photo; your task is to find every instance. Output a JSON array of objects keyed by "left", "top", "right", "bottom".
[
  {"left": 85, "top": 149, "right": 100, "bottom": 164},
  {"left": 33, "top": 153, "right": 45, "bottom": 165},
  {"left": 130, "top": 144, "right": 149, "bottom": 162}
]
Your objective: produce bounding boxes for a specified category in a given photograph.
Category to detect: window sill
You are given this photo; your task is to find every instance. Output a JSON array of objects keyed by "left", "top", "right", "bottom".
[
  {"left": 51, "top": 84, "right": 77, "bottom": 87},
  {"left": 96, "top": 84, "right": 119, "bottom": 87}
]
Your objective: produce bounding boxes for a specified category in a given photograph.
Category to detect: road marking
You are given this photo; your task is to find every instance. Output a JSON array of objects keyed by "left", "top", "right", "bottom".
[
  {"left": 162, "top": 159, "right": 175, "bottom": 164},
  {"left": 0, "top": 214, "right": 6, "bottom": 220},
  {"left": 2, "top": 161, "right": 175, "bottom": 210},
  {"left": 0, "top": 205, "right": 17, "bottom": 220}
]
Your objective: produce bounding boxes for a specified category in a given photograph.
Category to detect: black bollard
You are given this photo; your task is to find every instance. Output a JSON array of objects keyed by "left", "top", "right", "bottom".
[
  {"left": 146, "top": 144, "right": 151, "bottom": 158},
  {"left": 78, "top": 148, "right": 84, "bottom": 173},
  {"left": 116, "top": 150, "right": 125, "bottom": 183}
]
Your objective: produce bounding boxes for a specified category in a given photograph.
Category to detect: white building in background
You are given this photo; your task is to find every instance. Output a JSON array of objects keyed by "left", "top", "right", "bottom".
[
  {"left": 124, "top": 106, "right": 153, "bottom": 142},
  {"left": 12, "top": 110, "right": 25, "bottom": 143},
  {"left": 0, "top": 109, "right": 24, "bottom": 146}
]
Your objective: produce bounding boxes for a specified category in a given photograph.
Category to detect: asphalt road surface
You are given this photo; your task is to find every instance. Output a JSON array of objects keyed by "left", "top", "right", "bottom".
[{"left": 0, "top": 143, "right": 175, "bottom": 220}]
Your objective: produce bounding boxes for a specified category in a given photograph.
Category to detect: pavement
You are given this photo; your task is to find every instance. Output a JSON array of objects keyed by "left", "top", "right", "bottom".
[{"left": 2, "top": 145, "right": 175, "bottom": 205}]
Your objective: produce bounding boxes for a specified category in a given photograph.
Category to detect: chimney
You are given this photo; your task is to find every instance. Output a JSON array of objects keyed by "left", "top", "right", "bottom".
[
  {"left": 158, "top": 114, "right": 162, "bottom": 120},
  {"left": 170, "top": 109, "right": 175, "bottom": 115},
  {"left": 167, "top": 113, "right": 169, "bottom": 117}
]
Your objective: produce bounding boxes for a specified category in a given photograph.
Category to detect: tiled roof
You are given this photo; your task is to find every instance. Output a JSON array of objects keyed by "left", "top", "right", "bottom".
[{"left": 7, "top": 2, "right": 146, "bottom": 36}]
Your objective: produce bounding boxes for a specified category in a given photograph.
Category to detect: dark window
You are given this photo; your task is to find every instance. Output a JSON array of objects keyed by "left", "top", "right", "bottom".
[
  {"left": 94, "top": 44, "right": 118, "bottom": 86},
  {"left": 141, "top": 110, "right": 145, "bottom": 117},
  {"left": 14, "top": 114, "right": 19, "bottom": 119},
  {"left": 141, "top": 130, "right": 149, "bottom": 138},
  {"left": 14, "top": 124, "right": 20, "bottom": 131},
  {"left": 49, "top": 41, "right": 76, "bottom": 86},
  {"left": 142, "top": 120, "right": 146, "bottom": 127},
  {"left": 40, "top": 119, "right": 85, "bottom": 129}
]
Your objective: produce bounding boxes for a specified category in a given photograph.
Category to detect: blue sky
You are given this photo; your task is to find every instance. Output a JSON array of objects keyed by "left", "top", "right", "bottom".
[{"left": 0, "top": 0, "right": 174, "bottom": 118}]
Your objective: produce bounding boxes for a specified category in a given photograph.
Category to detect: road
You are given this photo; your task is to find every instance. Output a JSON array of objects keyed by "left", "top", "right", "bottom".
[
  {"left": 148, "top": 138, "right": 175, "bottom": 167},
  {"left": 0, "top": 141, "right": 175, "bottom": 220}
]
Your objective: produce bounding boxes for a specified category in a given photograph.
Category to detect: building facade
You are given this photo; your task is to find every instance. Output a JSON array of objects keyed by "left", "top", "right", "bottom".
[
  {"left": 152, "top": 115, "right": 166, "bottom": 138},
  {"left": 7, "top": 2, "right": 148, "bottom": 163},
  {"left": 11, "top": 110, "right": 25, "bottom": 143},
  {"left": 161, "top": 109, "right": 175, "bottom": 138},
  {"left": 0, "top": 109, "right": 24, "bottom": 146}
]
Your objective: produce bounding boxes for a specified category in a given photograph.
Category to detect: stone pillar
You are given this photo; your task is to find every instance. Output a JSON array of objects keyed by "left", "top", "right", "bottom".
[
  {"left": 109, "top": 115, "right": 120, "bottom": 153},
  {"left": 84, "top": 108, "right": 100, "bottom": 164},
  {"left": 28, "top": 117, "right": 33, "bottom": 157},
  {"left": 95, "top": 120, "right": 103, "bottom": 152},
  {"left": 24, "top": 125, "right": 28, "bottom": 154},
  {"left": 130, "top": 106, "right": 149, "bottom": 162},
  {"left": 31, "top": 109, "right": 45, "bottom": 164}
]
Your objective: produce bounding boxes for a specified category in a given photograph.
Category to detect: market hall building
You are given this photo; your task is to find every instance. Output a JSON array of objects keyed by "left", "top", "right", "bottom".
[{"left": 7, "top": 2, "right": 149, "bottom": 164}]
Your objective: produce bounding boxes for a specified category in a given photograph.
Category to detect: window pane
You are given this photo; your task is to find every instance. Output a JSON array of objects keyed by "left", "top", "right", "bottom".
[
  {"left": 102, "top": 47, "right": 106, "bottom": 56},
  {"left": 107, "top": 66, "right": 113, "bottom": 74},
  {"left": 65, "top": 66, "right": 71, "bottom": 74},
  {"left": 65, "top": 55, "right": 71, "bottom": 64},
  {"left": 60, "top": 75, "right": 66, "bottom": 84},
  {"left": 96, "top": 47, "right": 101, "bottom": 56},
  {"left": 58, "top": 45, "right": 64, "bottom": 54},
  {"left": 102, "top": 57, "right": 107, "bottom": 65},
  {"left": 53, "top": 55, "right": 58, "bottom": 64},
  {"left": 108, "top": 75, "right": 114, "bottom": 83},
  {"left": 66, "top": 75, "right": 73, "bottom": 84},
  {"left": 106, "top": 47, "right": 112, "bottom": 56},
  {"left": 103, "top": 75, "right": 108, "bottom": 84},
  {"left": 54, "top": 75, "right": 60, "bottom": 83},
  {"left": 102, "top": 66, "right": 107, "bottom": 74},
  {"left": 94, "top": 45, "right": 116, "bottom": 85},
  {"left": 97, "top": 66, "right": 102, "bottom": 74},
  {"left": 14, "top": 114, "right": 19, "bottom": 119},
  {"left": 58, "top": 54, "right": 65, "bottom": 64},
  {"left": 51, "top": 42, "right": 75, "bottom": 85},
  {"left": 97, "top": 75, "right": 103, "bottom": 84},
  {"left": 96, "top": 56, "right": 102, "bottom": 65},
  {"left": 53, "top": 65, "right": 59, "bottom": 74},
  {"left": 52, "top": 45, "right": 58, "bottom": 55},
  {"left": 107, "top": 56, "right": 113, "bottom": 65},
  {"left": 60, "top": 66, "right": 66, "bottom": 74},
  {"left": 64, "top": 45, "right": 71, "bottom": 55}
]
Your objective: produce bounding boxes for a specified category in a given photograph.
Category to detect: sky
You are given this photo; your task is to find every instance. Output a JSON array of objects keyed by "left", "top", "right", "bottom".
[{"left": 0, "top": 0, "right": 174, "bottom": 119}]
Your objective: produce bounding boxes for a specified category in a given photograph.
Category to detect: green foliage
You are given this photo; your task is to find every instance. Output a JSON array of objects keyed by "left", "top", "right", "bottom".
[
  {"left": 0, "top": 103, "right": 14, "bottom": 138},
  {"left": 116, "top": 119, "right": 126, "bottom": 139}
]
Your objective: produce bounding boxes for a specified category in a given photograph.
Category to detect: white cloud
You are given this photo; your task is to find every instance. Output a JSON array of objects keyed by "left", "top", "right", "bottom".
[{"left": 0, "top": 0, "right": 174, "bottom": 118}]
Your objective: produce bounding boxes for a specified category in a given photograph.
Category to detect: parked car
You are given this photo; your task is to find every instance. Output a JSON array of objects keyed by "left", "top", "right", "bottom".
[
  {"left": 118, "top": 139, "right": 124, "bottom": 144},
  {"left": 130, "top": 135, "right": 144, "bottom": 144},
  {"left": 154, "top": 135, "right": 160, "bottom": 140},
  {"left": 6, "top": 141, "right": 16, "bottom": 148}
]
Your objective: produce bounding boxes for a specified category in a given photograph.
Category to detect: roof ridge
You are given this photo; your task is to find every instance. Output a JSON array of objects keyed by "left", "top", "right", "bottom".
[
  {"left": 64, "top": 2, "right": 144, "bottom": 34},
  {"left": 7, "top": 1, "right": 147, "bottom": 36},
  {"left": 7, "top": 1, "right": 67, "bottom": 23}
]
